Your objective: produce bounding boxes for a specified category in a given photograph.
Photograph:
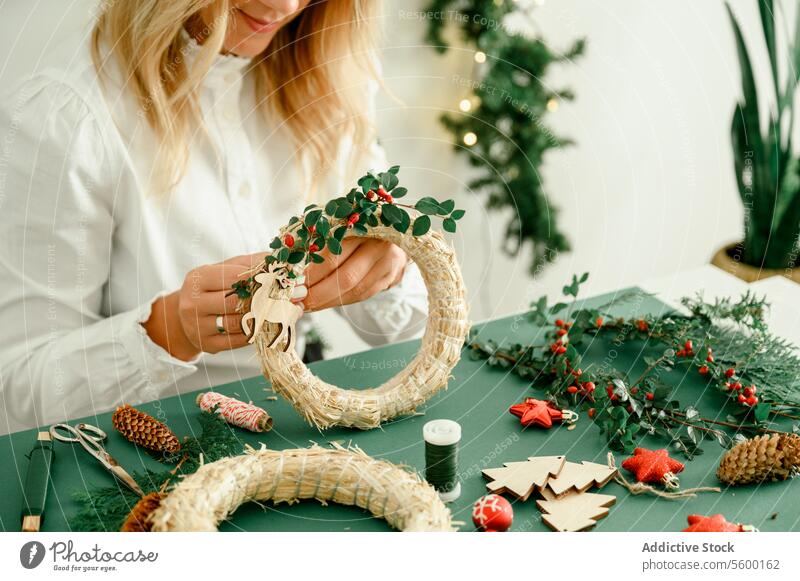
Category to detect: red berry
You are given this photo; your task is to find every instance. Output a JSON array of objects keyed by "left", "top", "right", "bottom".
[
  {"left": 555, "top": 319, "right": 565, "bottom": 327},
  {"left": 556, "top": 346, "right": 567, "bottom": 355},
  {"left": 706, "top": 354, "right": 715, "bottom": 363},
  {"left": 743, "top": 386, "right": 753, "bottom": 397},
  {"left": 588, "top": 408, "right": 596, "bottom": 418},
  {"left": 556, "top": 328, "right": 567, "bottom": 337},
  {"left": 698, "top": 365, "right": 709, "bottom": 375},
  {"left": 646, "top": 392, "right": 654, "bottom": 401},
  {"left": 737, "top": 394, "right": 746, "bottom": 403},
  {"left": 731, "top": 382, "right": 742, "bottom": 391},
  {"left": 610, "top": 394, "right": 619, "bottom": 402},
  {"left": 595, "top": 317, "right": 604, "bottom": 327},
  {"left": 571, "top": 369, "right": 583, "bottom": 378},
  {"left": 307, "top": 225, "right": 316, "bottom": 234},
  {"left": 283, "top": 234, "right": 295, "bottom": 248},
  {"left": 384, "top": 194, "right": 394, "bottom": 204},
  {"left": 750, "top": 385, "right": 757, "bottom": 394},
  {"left": 676, "top": 349, "right": 686, "bottom": 357},
  {"left": 367, "top": 190, "right": 377, "bottom": 200},
  {"left": 684, "top": 340, "right": 693, "bottom": 351},
  {"left": 606, "top": 385, "right": 614, "bottom": 396},
  {"left": 627, "top": 404, "right": 634, "bottom": 413},
  {"left": 308, "top": 243, "right": 319, "bottom": 253},
  {"left": 630, "top": 387, "right": 639, "bottom": 395},
  {"left": 567, "top": 386, "right": 578, "bottom": 394},
  {"left": 725, "top": 368, "right": 735, "bottom": 378},
  {"left": 377, "top": 186, "right": 388, "bottom": 197},
  {"left": 748, "top": 396, "right": 758, "bottom": 406},
  {"left": 636, "top": 320, "right": 648, "bottom": 332},
  {"left": 564, "top": 322, "right": 572, "bottom": 329},
  {"left": 724, "top": 382, "right": 732, "bottom": 391},
  {"left": 347, "top": 213, "right": 360, "bottom": 227},
  {"left": 583, "top": 381, "right": 596, "bottom": 393}
]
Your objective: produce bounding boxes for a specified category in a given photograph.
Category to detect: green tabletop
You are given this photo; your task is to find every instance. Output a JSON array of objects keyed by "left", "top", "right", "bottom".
[{"left": 2, "top": 289, "right": 798, "bottom": 532}]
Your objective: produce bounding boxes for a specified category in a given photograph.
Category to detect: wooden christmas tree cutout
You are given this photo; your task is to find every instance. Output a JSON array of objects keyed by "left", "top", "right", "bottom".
[
  {"left": 536, "top": 488, "right": 616, "bottom": 532},
  {"left": 482, "top": 456, "right": 566, "bottom": 501},
  {"left": 544, "top": 460, "right": 617, "bottom": 497}
]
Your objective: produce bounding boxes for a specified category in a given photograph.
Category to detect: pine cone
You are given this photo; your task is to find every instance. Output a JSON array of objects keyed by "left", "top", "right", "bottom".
[
  {"left": 717, "top": 433, "right": 800, "bottom": 485},
  {"left": 112, "top": 404, "right": 181, "bottom": 454},
  {"left": 120, "top": 492, "right": 166, "bottom": 532}
]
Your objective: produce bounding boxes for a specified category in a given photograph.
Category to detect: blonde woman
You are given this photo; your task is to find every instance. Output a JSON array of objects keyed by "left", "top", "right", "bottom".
[{"left": 0, "top": 0, "right": 427, "bottom": 434}]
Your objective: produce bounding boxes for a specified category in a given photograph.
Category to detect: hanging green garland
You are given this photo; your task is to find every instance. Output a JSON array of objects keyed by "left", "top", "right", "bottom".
[{"left": 424, "top": 0, "right": 585, "bottom": 272}]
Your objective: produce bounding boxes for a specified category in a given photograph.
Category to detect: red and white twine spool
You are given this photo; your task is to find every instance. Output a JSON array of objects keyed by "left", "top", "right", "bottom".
[{"left": 196, "top": 392, "right": 273, "bottom": 433}]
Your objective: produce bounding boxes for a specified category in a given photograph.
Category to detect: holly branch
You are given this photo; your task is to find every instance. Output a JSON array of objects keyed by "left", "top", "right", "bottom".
[
  {"left": 231, "top": 167, "right": 464, "bottom": 299},
  {"left": 467, "top": 273, "right": 800, "bottom": 458}
]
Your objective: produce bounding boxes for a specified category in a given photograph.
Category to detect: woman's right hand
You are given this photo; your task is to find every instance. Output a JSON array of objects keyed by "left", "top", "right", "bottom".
[{"left": 142, "top": 253, "right": 265, "bottom": 361}]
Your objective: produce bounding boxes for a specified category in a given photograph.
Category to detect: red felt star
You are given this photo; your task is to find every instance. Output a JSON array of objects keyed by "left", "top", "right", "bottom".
[
  {"left": 508, "top": 398, "right": 564, "bottom": 429},
  {"left": 621, "top": 448, "right": 685, "bottom": 484},
  {"left": 683, "top": 514, "right": 746, "bottom": 533}
]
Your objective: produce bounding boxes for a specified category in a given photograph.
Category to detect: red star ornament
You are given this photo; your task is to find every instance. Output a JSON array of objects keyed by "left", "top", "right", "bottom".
[
  {"left": 621, "top": 448, "right": 685, "bottom": 488},
  {"left": 683, "top": 514, "right": 753, "bottom": 533},
  {"left": 509, "top": 398, "right": 573, "bottom": 429}
]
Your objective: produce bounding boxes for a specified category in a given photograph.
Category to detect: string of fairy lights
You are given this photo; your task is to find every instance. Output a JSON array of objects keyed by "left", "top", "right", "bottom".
[{"left": 455, "top": 0, "right": 558, "bottom": 148}]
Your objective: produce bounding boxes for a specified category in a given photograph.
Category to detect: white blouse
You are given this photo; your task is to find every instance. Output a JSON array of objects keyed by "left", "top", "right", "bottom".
[{"left": 0, "top": 25, "right": 427, "bottom": 435}]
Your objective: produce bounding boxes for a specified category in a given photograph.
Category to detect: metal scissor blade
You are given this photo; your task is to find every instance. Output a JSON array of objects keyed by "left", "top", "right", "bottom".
[{"left": 99, "top": 451, "right": 145, "bottom": 497}]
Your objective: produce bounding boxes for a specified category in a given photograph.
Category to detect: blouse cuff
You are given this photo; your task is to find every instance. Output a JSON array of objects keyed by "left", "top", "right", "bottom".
[{"left": 116, "top": 290, "right": 201, "bottom": 385}]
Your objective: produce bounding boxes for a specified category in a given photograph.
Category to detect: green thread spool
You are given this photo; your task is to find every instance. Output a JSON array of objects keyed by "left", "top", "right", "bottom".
[{"left": 423, "top": 419, "right": 461, "bottom": 502}]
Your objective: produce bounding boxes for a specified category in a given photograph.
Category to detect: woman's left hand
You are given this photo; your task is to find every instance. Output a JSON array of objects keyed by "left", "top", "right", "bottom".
[{"left": 300, "top": 239, "right": 407, "bottom": 312}]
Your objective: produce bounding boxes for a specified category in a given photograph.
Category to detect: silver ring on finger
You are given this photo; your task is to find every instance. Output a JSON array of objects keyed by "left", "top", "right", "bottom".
[{"left": 215, "top": 315, "right": 227, "bottom": 335}]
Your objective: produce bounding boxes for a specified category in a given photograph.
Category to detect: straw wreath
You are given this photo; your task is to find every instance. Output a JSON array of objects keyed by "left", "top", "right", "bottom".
[
  {"left": 148, "top": 444, "right": 455, "bottom": 532},
  {"left": 233, "top": 168, "right": 470, "bottom": 430}
]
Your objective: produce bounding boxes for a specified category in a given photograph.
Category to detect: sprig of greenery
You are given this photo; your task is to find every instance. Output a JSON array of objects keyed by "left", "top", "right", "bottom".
[
  {"left": 467, "top": 273, "right": 800, "bottom": 458},
  {"left": 230, "top": 167, "right": 464, "bottom": 299}
]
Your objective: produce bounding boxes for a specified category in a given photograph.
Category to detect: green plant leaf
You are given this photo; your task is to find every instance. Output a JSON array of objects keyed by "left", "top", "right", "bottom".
[
  {"left": 443, "top": 217, "right": 457, "bottom": 232},
  {"left": 388, "top": 165, "right": 400, "bottom": 174},
  {"left": 324, "top": 200, "right": 338, "bottom": 216},
  {"left": 380, "top": 203, "right": 403, "bottom": 224},
  {"left": 309, "top": 253, "right": 324, "bottom": 264},
  {"left": 269, "top": 237, "right": 282, "bottom": 249},
  {"left": 333, "top": 226, "right": 347, "bottom": 241},
  {"left": 439, "top": 199, "right": 456, "bottom": 214},
  {"left": 277, "top": 248, "right": 289, "bottom": 262},
  {"left": 317, "top": 217, "right": 331, "bottom": 237},
  {"left": 328, "top": 237, "right": 342, "bottom": 255},
  {"left": 379, "top": 172, "right": 399, "bottom": 191},
  {"left": 392, "top": 186, "right": 408, "bottom": 198},
  {"left": 412, "top": 215, "right": 431, "bottom": 236},
  {"left": 393, "top": 208, "right": 411, "bottom": 233},
  {"left": 414, "top": 197, "right": 442, "bottom": 215},
  {"left": 304, "top": 209, "right": 322, "bottom": 227},
  {"left": 451, "top": 209, "right": 466, "bottom": 220},
  {"left": 288, "top": 251, "right": 305, "bottom": 264}
]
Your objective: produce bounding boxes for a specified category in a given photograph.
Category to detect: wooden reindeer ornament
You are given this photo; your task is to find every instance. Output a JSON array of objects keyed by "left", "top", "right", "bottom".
[{"left": 241, "top": 262, "right": 303, "bottom": 352}]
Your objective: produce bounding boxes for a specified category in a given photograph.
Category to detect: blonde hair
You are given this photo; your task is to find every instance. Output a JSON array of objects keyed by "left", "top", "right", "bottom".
[{"left": 92, "top": 0, "right": 381, "bottom": 196}]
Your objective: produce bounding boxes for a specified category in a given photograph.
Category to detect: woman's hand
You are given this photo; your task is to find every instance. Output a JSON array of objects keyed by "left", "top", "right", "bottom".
[
  {"left": 142, "top": 253, "right": 266, "bottom": 361},
  {"left": 300, "top": 239, "right": 407, "bottom": 312}
]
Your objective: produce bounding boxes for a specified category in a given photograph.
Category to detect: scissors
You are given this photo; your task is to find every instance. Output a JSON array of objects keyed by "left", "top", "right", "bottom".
[{"left": 49, "top": 423, "right": 144, "bottom": 497}]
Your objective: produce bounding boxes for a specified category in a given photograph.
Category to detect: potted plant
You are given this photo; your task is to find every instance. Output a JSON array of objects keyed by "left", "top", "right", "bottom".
[{"left": 713, "top": 0, "right": 800, "bottom": 282}]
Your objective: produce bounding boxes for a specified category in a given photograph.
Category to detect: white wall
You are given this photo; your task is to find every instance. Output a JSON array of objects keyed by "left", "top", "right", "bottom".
[{"left": 0, "top": 1, "right": 776, "bottom": 356}]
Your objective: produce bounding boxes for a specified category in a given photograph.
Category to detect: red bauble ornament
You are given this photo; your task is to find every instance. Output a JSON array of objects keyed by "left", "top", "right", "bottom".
[
  {"left": 509, "top": 398, "right": 575, "bottom": 429},
  {"left": 621, "top": 448, "right": 684, "bottom": 489},
  {"left": 472, "top": 494, "right": 513, "bottom": 532},
  {"left": 683, "top": 514, "right": 751, "bottom": 533}
]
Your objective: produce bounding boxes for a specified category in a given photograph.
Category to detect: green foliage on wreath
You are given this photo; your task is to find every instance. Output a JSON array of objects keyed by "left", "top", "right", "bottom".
[
  {"left": 232, "top": 167, "right": 464, "bottom": 299},
  {"left": 425, "top": 0, "right": 585, "bottom": 272}
]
